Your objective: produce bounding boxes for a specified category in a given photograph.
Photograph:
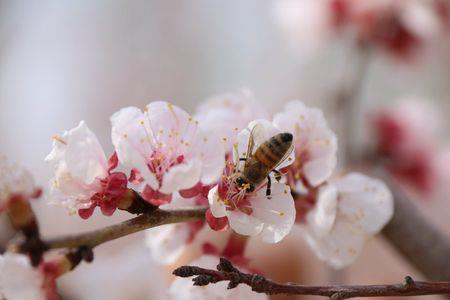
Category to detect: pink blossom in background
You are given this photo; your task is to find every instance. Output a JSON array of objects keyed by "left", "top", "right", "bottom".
[
  {"left": 371, "top": 99, "right": 445, "bottom": 196},
  {"left": 274, "top": 0, "right": 450, "bottom": 60}
]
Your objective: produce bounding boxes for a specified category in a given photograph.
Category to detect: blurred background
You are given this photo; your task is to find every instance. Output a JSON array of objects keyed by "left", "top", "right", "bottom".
[{"left": 0, "top": 1, "right": 450, "bottom": 299}]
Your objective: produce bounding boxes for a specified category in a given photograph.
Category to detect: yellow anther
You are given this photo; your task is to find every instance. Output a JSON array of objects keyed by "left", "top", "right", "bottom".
[{"left": 52, "top": 135, "right": 67, "bottom": 145}]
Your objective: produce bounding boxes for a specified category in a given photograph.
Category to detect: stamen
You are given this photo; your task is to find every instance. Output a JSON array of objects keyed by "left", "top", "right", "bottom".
[{"left": 52, "top": 135, "right": 67, "bottom": 145}]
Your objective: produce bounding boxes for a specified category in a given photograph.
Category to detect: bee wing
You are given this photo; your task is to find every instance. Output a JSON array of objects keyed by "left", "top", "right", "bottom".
[
  {"left": 273, "top": 143, "right": 295, "bottom": 171},
  {"left": 245, "top": 123, "right": 266, "bottom": 159}
]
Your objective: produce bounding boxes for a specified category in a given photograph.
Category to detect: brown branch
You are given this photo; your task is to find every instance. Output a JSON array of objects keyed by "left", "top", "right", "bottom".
[
  {"left": 42, "top": 207, "right": 207, "bottom": 250},
  {"left": 174, "top": 258, "right": 450, "bottom": 299},
  {"left": 382, "top": 186, "right": 450, "bottom": 281}
]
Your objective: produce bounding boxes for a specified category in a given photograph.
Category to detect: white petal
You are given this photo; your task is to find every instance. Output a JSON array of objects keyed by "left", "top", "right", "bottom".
[
  {"left": 303, "top": 220, "right": 367, "bottom": 269},
  {"left": 0, "top": 253, "right": 45, "bottom": 300},
  {"left": 110, "top": 106, "right": 158, "bottom": 190},
  {"left": 64, "top": 121, "right": 108, "bottom": 184},
  {"left": 46, "top": 121, "right": 108, "bottom": 185},
  {"left": 145, "top": 224, "right": 190, "bottom": 265},
  {"left": 251, "top": 182, "right": 295, "bottom": 243},
  {"left": 273, "top": 100, "right": 337, "bottom": 186},
  {"left": 195, "top": 89, "right": 270, "bottom": 153},
  {"left": 306, "top": 183, "right": 338, "bottom": 238},
  {"left": 0, "top": 156, "right": 36, "bottom": 206},
  {"left": 208, "top": 185, "right": 227, "bottom": 218},
  {"left": 334, "top": 173, "right": 394, "bottom": 235},
  {"left": 160, "top": 159, "right": 202, "bottom": 194},
  {"left": 227, "top": 210, "right": 264, "bottom": 237},
  {"left": 195, "top": 128, "right": 225, "bottom": 185}
]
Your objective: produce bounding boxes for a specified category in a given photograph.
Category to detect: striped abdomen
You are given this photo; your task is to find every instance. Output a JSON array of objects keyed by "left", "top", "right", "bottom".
[{"left": 242, "top": 132, "right": 293, "bottom": 185}]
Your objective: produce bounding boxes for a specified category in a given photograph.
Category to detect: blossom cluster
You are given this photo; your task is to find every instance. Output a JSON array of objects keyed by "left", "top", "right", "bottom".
[
  {"left": 274, "top": 0, "right": 450, "bottom": 60},
  {"left": 42, "top": 90, "right": 393, "bottom": 270},
  {"left": 0, "top": 89, "right": 395, "bottom": 299}
]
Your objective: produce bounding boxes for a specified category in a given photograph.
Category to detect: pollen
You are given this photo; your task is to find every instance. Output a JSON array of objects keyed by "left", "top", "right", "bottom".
[
  {"left": 123, "top": 133, "right": 128, "bottom": 138},
  {"left": 242, "top": 183, "right": 251, "bottom": 190},
  {"left": 203, "top": 137, "right": 208, "bottom": 142},
  {"left": 140, "top": 120, "right": 144, "bottom": 125},
  {"left": 234, "top": 127, "right": 239, "bottom": 131},
  {"left": 185, "top": 142, "right": 190, "bottom": 147},
  {"left": 222, "top": 137, "right": 228, "bottom": 142},
  {"left": 159, "top": 129, "right": 164, "bottom": 134},
  {"left": 188, "top": 117, "right": 193, "bottom": 122},
  {"left": 52, "top": 135, "right": 67, "bottom": 145},
  {"left": 195, "top": 120, "right": 199, "bottom": 125}
]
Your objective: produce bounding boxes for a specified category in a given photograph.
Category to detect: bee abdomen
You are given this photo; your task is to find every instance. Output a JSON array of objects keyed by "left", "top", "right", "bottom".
[{"left": 254, "top": 133, "right": 293, "bottom": 168}]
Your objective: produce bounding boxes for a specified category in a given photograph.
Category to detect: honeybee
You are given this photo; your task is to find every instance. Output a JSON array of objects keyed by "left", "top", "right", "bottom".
[{"left": 235, "top": 124, "right": 293, "bottom": 197}]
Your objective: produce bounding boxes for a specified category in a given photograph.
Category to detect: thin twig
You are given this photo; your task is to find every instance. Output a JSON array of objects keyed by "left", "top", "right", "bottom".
[
  {"left": 174, "top": 258, "right": 450, "bottom": 299},
  {"left": 43, "top": 207, "right": 207, "bottom": 249}
]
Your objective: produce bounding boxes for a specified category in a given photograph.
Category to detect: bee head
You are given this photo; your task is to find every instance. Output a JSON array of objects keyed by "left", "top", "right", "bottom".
[{"left": 235, "top": 177, "right": 255, "bottom": 192}]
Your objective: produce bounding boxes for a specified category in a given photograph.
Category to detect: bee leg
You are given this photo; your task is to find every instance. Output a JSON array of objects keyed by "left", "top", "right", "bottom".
[
  {"left": 273, "top": 170, "right": 282, "bottom": 182},
  {"left": 266, "top": 176, "right": 272, "bottom": 199}
]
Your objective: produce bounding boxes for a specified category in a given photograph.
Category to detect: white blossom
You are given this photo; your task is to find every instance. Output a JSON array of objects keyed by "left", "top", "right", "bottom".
[
  {"left": 0, "top": 253, "right": 46, "bottom": 300},
  {"left": 302, "top": 173, "right": 394, "bottom": 269},
  {"left": 111, "top": 101, "right": 224, "bottom": 205},
  {"left": 45, "top": 121, "right": 123, "bottom": 215},
  {"left": 145, "top": 195, "right": 200, "bottom": 265},
  {"left": 195, "top": 89, "right": 269, "bottom": 152},
  {"left": 273, "top": 100, "right": 337, "bottom": 187},
  {"left": 0, "top": 156, "right": 37, "bottom": 210},
  {"left": 208, "top": 120, "right": 296, "bottom": 243}
]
